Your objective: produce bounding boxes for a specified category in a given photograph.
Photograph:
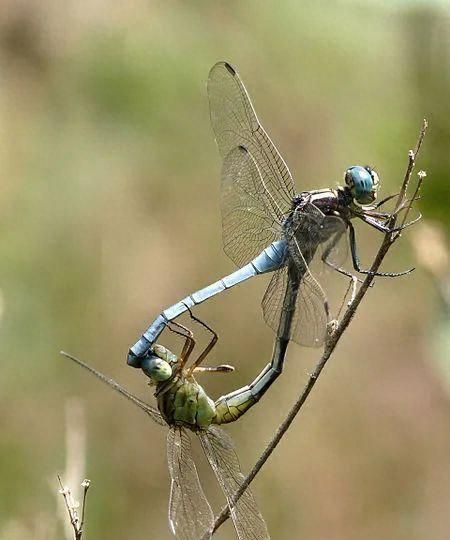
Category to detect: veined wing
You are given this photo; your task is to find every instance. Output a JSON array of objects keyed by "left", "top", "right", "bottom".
[
  {"left": 262, "top": 264, "right": 327, "bottom": 347},
  {"left": 198, "top": 425, "right": 270, "bottom": 540},
  {"left": 221, "top": 145, "right": 283, "bottom": 267},
  {"left": 261, "top": 205, "right": 346, "bottom": 347},
  {"left": 60, "top": 351, "right": 166, "bottom": 426},
  {"left": 208, "top": 61, "right": 295, "bottom": 266},
  {"left": 167, "top": 427, "right": 214, "bottom": 540},
  {"left": 319, "top": 219, "right": 349, "bottom": 273}
]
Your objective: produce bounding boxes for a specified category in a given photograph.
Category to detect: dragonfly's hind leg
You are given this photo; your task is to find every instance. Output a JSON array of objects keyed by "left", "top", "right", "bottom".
[
  {"left": 347, "top": 222, "right": 414, "bottom": 277},
  {"left": 194, "top": 365, "right": 234, "bottom": 374},
  {"left": 183, "top": 308, "right": 233, "bottom": 377},
  {"left": 167, "top": 320, "right": 196, "bottom": 370}
]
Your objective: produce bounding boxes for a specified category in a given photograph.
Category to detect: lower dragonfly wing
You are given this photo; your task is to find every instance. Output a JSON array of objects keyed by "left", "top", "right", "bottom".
[
  {"left": 221, "top": 144, "right": 285, "bottom": 268},
  {"left": 263, "top": 211, "right": 351, "bottom": 347},
  {"left": 262, "top": 262, "right": 328, "bottom": 347},
  {"left": 262, "top": 203, "right": 331, "bottom": 347},
  {"left": 318, "top": 215, "right": 349, "bottom": 270},
  {"left": 167, "top": 427, "right": 214, "bottom": 540},
  {"left": 198, "top": 425, "right": 270, "bottom": 540}
]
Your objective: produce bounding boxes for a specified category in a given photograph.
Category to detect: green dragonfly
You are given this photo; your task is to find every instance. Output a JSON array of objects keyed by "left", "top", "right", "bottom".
[{"left": 62, "top": 313, "right": 283, "bottom": 540}]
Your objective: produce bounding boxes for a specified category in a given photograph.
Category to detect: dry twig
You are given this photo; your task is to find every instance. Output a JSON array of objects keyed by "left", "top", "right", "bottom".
[{"left": 57, "top": 476, "right": 91, "bottom": 540}]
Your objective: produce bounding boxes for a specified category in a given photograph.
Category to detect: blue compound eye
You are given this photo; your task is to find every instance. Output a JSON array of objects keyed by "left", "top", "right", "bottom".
[
  {"left": 141, "top": 355, "right": 173, "bottom": 382},
  {"left": 345, "top": 165, "right": 379, "bottom": 205}
]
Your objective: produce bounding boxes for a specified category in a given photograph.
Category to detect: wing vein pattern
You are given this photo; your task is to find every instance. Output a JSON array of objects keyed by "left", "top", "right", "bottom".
[
  {"left": 198, "top": 426, "right": 270, "bottom": 540},
  {"left": 209, "top": 61, "right": 295, "bottom": 267},
  {"left": 167, "top": 428, "right": 214, "bottom": 540}
]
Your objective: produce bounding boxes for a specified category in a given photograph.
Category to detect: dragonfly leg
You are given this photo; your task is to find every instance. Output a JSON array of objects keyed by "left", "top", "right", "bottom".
[
  {"left": 357, "top": 210, "right": 420, "bottom": 234},
  {"left": 373, "top": 192, "right": 399, "bottom": 209},
  {"left": 185, "top": 308, "right": 219, "bottom": 377},
  {"left": 348, "top": 222, "right": 414, "bottom": 277},
  {"left": 363, "top": 201, "right": 420, "bottom": 225},
  {"left": 390, "top": 213, "right": 422, "bottom": 232},
  {"left": 321, "top": 229, "right": 364, "bottom": 283},
  {"left": 193, "top": 365, "right": 234, "bottom": 374},
  {"left": 167, "top": 320, "right": 196, "bottom": 369}
]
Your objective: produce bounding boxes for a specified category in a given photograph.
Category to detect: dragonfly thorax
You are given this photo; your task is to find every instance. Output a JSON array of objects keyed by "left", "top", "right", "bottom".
[{"left": 156, "top": 375, "right": 217, "bottom": 430}]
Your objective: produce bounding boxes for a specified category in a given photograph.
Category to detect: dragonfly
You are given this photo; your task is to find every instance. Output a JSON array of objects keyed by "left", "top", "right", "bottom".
[
  {"left": 128, "top": 61, "right": 417, "bottom": 367},
  {"left": 62, "top": 309, "right": 293, "bottom": 540}
]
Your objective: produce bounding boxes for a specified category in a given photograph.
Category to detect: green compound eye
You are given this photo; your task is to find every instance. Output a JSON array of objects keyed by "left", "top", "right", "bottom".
[{"left": 141, "top": 355, "right": 173, "bottom": 382}]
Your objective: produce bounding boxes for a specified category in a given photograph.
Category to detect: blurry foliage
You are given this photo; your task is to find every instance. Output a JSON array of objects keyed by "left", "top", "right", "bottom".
[
  {"left": 0, "top": 1, "right": 450, "bottom": 540},
  {"left": 405, "top": 7, "right": 450, "bottom": 231}
]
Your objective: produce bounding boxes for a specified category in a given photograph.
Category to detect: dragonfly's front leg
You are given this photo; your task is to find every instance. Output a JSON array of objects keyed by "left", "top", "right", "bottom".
[{"left": 358, "top": 208, "right": 421, "bottom": 233}]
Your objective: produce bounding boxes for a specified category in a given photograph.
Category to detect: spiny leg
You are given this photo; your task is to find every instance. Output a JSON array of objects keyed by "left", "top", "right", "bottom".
[
  {"left": 369, "top": 191, "right": 422, "bottom": 215},
  {"left": 194, "top": 365, "right": 234, "bottom": 374},
  {"left": 357, "top": 208, "right": 421, "bottom": 233},
  {"left": 347, "top": 222, "right": 414, "bottom": 277},
  {"left": 167, "top": 320, "right": 196, "bottom": 369},
  {"left": 373, "top": 192, "right": 399, "bottom": 209},
  {"left": 184, "top": 306, "right": 220, "bottom": 376}
]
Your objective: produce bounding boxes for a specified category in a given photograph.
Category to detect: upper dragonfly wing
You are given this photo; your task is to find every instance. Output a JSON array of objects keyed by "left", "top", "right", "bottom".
[
  {"left": 60, "top": 351, "right": 166, "bottom": 426},
  {"left": 198, "top": 425, "right": 270, "bottom": 540},
  {"left": 262, "top": 205, "right": 347, "bottom": 347},
  {"left": 208, "top": 61, "right": 295, "bottom": 266},
  {"left": 167, "top": 427, "right": 214, "bottom": 540},
  {"left": 221, "top": 145, "right": 283, "bottom": 267}
]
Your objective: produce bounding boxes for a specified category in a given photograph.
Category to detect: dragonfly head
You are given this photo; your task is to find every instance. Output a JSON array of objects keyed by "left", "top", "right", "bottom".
[
  {"left": 345, "top": 165, "right": 380, "bottom": 206},
  {"left": 141, "top": 351, "right": 173, "bottom": 383}
]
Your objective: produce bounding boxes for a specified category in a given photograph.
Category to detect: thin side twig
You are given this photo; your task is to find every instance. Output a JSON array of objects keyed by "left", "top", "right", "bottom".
[
  {"left": 206, "top": 119, "right": 428, "bottom": 537},
  {"left": 57, "top": 475, "right": 91, "bottom": 540}
]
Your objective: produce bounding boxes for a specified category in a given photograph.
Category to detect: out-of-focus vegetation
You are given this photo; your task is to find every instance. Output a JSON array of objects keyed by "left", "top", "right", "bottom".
[{"left": 1, "top": 1, "right": 450, "bottom": 539}]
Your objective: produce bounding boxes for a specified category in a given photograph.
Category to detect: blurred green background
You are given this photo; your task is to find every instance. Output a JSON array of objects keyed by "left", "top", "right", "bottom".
[{"left": 1, "top": 1, "right": 450, "bottom": 539}]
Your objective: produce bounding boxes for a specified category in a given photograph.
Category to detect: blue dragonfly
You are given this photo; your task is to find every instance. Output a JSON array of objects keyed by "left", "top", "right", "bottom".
[{"left": 128, "top": 61, "right": 415, "bottom": 369}]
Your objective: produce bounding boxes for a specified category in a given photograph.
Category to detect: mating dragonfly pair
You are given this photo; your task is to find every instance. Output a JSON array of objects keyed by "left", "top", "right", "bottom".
[{"left": 65, "top": 62, "right": 417, "bottom": 540}]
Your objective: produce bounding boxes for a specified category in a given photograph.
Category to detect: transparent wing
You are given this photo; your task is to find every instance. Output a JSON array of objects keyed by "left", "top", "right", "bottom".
[
  {"left": 221, "top": 145, "right": 283, "bottom": 267},
  {"left": 198, "top": 425, "right": 270, "bottom": 540},
  {"left": 167, "top": 427, "right": 214, "bottom": 540},
  {"left": 60, "top": 351, "right": 166, "bottom": 426},
  {"left": 318, "top": 216, "right": 349, "bottom": 271},
  {"left": 262, "top": 205, "right": 347, "bottom": 347},
  {"left": 262, "top": 263, "right": 328, "bottom": 347},
  {"left": 208, "top": 61, "right": 295, "bottom": 266}
]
